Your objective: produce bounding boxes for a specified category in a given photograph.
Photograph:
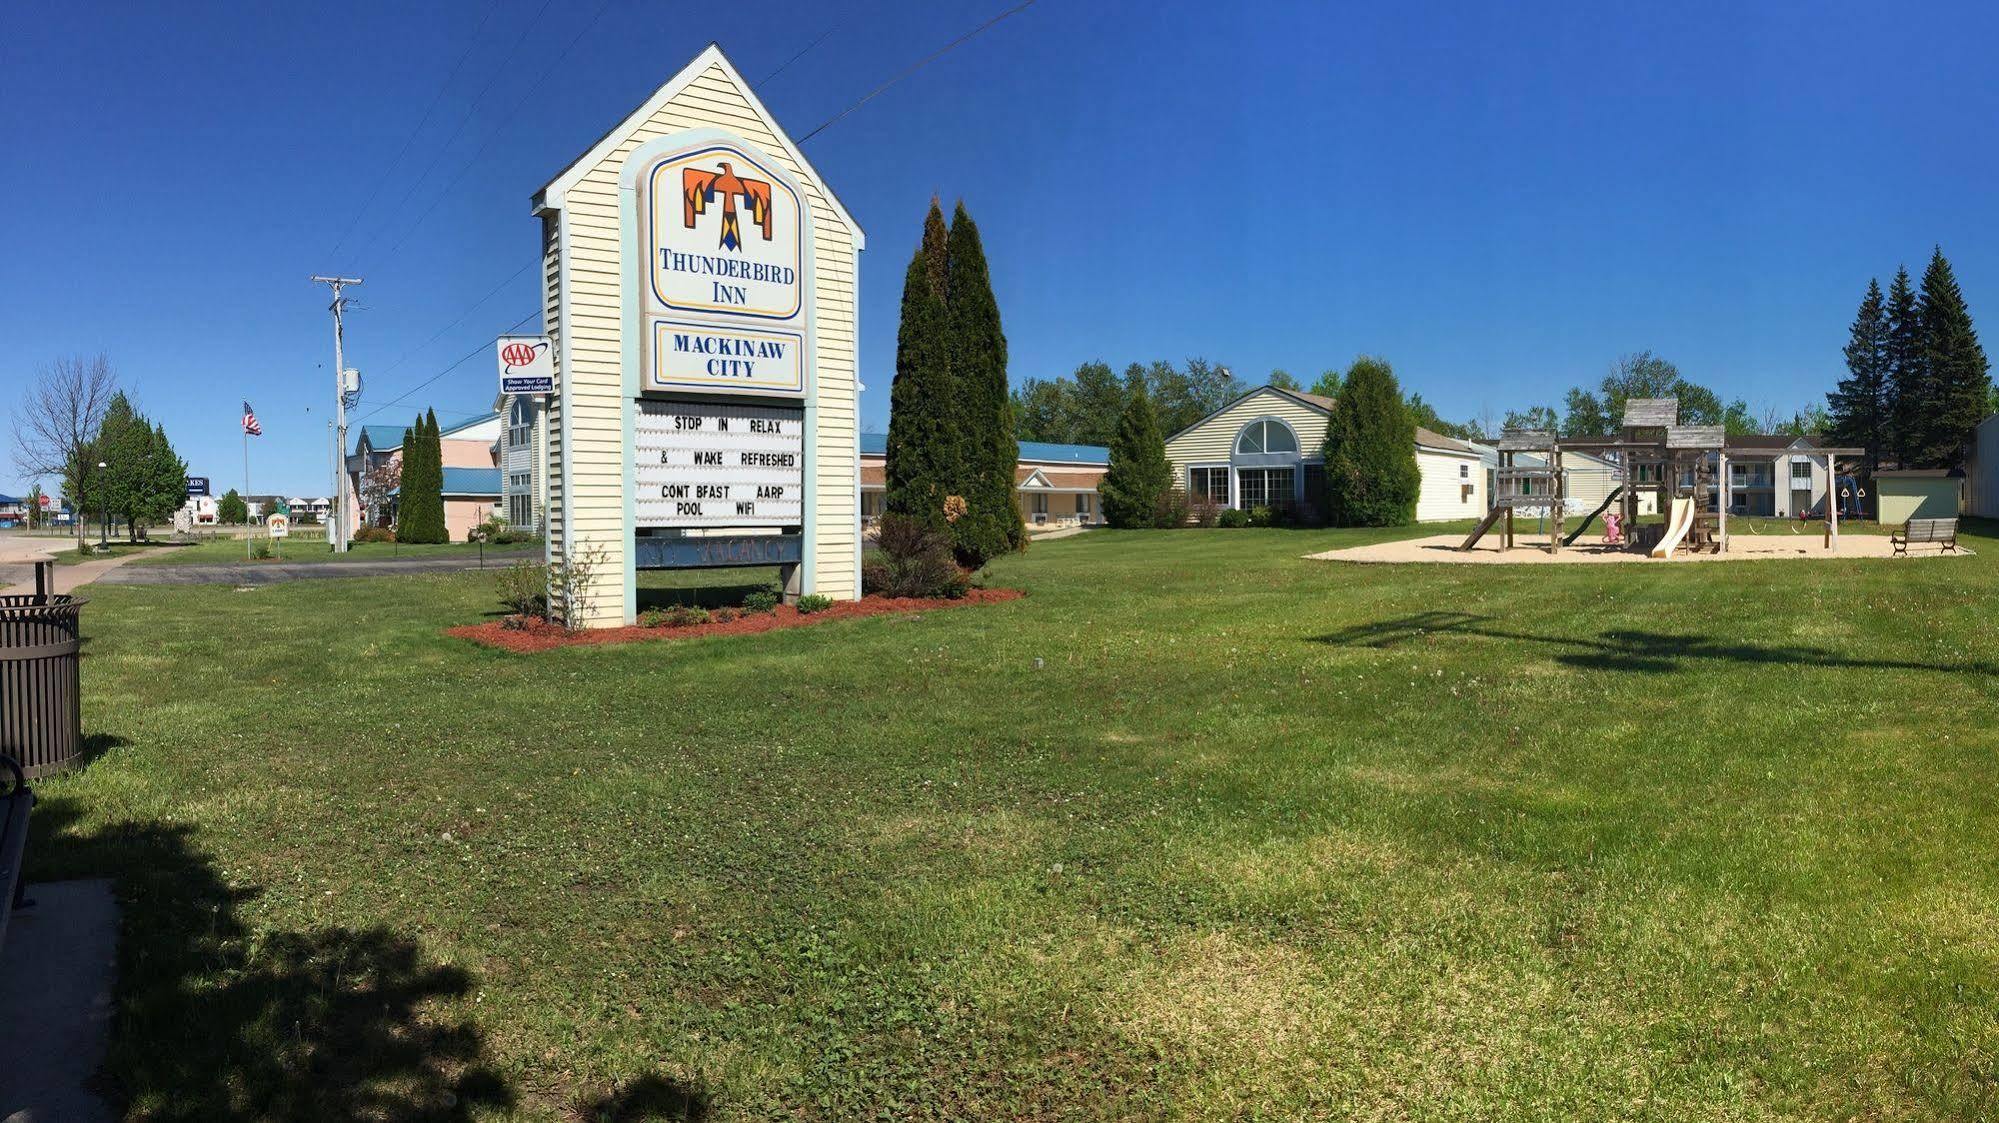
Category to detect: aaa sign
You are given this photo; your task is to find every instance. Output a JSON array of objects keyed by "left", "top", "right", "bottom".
[{"left": 635, "top": 400, "right": 802, "bottom": 528}]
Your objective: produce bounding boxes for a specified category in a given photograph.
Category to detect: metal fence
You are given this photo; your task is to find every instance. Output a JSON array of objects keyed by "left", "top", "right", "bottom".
[{"left": 0, "top": 594, "right": 84, "bottom": 777}]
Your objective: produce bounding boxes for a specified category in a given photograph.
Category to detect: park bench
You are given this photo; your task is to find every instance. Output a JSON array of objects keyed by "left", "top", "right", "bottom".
[
  {"left": 0, "top": 754, "right": 32, "bottom": 952},
  {"left": 1891, "top": 517, "right": 1959, "bottom": 556}
]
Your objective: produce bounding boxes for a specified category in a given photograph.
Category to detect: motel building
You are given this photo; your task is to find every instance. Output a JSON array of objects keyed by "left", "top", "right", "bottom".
[
  {"left": 858, "top": 434, "right": 1107, "bottom": 531},
  {"left": 1163, "top": 385, "right": 1490, "bottom": 522},
  {"left": 346, "top": 411, "right": 506, "bottom": 540}
]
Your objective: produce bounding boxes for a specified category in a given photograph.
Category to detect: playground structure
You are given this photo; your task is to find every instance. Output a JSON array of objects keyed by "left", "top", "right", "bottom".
[{"left": 1460, "top": 397, "right": 1863, "bottom": 558}]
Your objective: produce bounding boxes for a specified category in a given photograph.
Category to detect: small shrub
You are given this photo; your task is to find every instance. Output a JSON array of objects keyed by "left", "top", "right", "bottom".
[
  {"left": 872, "top": 513, "right": 962, "bottom": 598},
  {"left": 1188, "top": 495, "right": 1222, "bottom": 528},
  {"left": 251, "top": 539, "right": 272, "bottom": 560},
  {"left": 496, "top": 561, "right": 549, "bottom": 618},
  {"left": 1152, "top": 486, "right": 1193, "bottom": 529},
  {"left": 663, "top": 605, "right": 710, "bottom": 627},
  {"left": 938, "top": 569, "right": 971, "bottom": 599},
  {"left": 638, "top": 608, "right": 669, "bottom": 629},
  {"left": 354, "top": 525, "right": 395, "bottom": 544},
  {"left": 796, "top": 594, "right": 834, "bottom": 615},
  {"left": 711, "top": 607, "right": 739, "bottom": 624},
  {"left": 1217, "top": 508, "right": 1251, "bottom": 529},
  {"left": 1248, "top": 506, "right": 1276, "bottom": 528},
  {"left": 743, "top": 585, "right": 781, "bottom": 614}
]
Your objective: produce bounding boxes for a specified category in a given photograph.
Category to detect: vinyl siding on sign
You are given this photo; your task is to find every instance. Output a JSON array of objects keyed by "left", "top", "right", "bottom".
[{"left": 539, "top": 54, "right": 861, "bottom": 626}]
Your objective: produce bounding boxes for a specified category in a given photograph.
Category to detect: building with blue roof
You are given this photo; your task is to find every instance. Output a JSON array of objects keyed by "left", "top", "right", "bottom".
[
  {"left": 344, "top": 409, "right": 509, "bottom": 541},
  {"left": 858, "top": 433, "right": 1109, "bottom": 529}
]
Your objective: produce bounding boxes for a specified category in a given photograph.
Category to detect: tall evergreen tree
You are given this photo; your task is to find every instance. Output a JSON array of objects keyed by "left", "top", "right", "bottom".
[
  {"left": 1915, "top": 247, "right": 1990, "bottom": 468},
  {"left": 1883, "top": 266, "right": 1924, "bottom": 467},
  {"left": 944, "top": 201, "right": 1023, "bottom": 566},
  {"left": 396, "top": 412, "right": 448, "bottom": 543},
  {"left": 1099, "top": 376, "right": 1172, "bottom": 527},
  {"left": 1321, "top": 356, "right": 1420, "bottom": 526},
  {"left": 884, "top": 201, "right": 956, "bottom": 531},
  {"left": 1828, "top": 278, "right": 1890, "bottom": 473}
]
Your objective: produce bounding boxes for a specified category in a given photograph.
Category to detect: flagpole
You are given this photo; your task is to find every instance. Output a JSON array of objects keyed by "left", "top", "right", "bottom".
[{"left": 243, "top": 427, "right": 252, "bottom": 561}]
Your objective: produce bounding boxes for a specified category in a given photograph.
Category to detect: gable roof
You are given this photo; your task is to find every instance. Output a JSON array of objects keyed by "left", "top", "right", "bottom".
[
  {"left": 1725, "top": 433, "right": 1817, "bottom": 450},
  {"left": 1164, "top": 384, "right": 1328, "bottom": 445},
  {"left": 1414, "top": 426, "right": 1484, "bottom": 456},
  {"left": 533, "top": 43, "right": 864, "bottom": 247},
  {"left": 355, "top": 424, "right": 409, "bottom": 454},
  {"left": 440, "top": 411, "right": 500, "bottom": 438}
]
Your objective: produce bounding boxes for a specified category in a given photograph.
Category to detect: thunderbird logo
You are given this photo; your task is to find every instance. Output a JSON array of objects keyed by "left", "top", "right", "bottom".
[{"left": 682, "top": 161, "right": 774, "bottom": 251}]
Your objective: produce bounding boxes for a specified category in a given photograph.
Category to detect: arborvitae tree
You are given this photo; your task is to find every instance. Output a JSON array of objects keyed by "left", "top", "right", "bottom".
[
  {"left": 1884, "top": 266, "right": 1924, "bottom": 467},
  {"left": 218, "top": 488, "right": 247, "bottom": 525},
  {"left": 419, "top": 409, "right": 448, "bottom": 541},
  {"left": 1829, "top": 278, "right": 1890, "bottom": 474},
  {"left": 1321, "top": 356, "right": 1420, "bottom": 526},
  {"left": 944, "top": 201, "right": 1023, "bottom": 566},
  {"left": 1916, "top": 247, "right": 1990, "bottom": 468},
  {"left": 394, "top": 421, "right": 421, "bottom": 540},
  {"left": 1099, "top": 376, "right": 1172, "bottom": 527},
  {"left": 885, "top": 200, "right": 956, "bottom": 531},
  {"left": 396, "top": 412, "right": 448, "bottom": 543}
]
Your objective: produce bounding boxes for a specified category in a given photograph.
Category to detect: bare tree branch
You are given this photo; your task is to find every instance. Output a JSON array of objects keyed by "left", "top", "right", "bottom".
[{"left": 12, "top": 354, "right": 118, "bottom": 548}]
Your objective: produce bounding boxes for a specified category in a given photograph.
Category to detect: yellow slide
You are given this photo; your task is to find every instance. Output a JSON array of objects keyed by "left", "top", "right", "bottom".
[{"left": 1651, "top": 496, "right": 1695, "bottom": 558}]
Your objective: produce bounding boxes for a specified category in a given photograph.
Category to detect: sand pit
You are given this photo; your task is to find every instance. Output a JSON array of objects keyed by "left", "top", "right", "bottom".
[{"left": 1308, "top": 531, "right": 1966, "bottom": 565}]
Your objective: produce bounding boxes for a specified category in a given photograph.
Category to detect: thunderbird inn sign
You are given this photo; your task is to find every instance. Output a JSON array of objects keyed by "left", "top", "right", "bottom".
[{"left": 533, "top": 45, "right": 865, "bottom": 627}]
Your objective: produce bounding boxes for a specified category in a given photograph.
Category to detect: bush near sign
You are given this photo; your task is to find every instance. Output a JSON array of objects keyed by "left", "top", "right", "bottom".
[{"left": 634, "top": 399, "right": 802, "bottom": 528}]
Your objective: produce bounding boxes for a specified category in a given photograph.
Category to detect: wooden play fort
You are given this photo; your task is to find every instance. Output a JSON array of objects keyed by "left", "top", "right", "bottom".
[{"left": 1460, "top": 397, "right": 1862, "bottom": 558}]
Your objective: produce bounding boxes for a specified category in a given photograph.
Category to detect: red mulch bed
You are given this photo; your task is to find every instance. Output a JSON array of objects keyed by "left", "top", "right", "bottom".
[{"left": 447, "top": 587, "right": 1025, "bottom": 652}]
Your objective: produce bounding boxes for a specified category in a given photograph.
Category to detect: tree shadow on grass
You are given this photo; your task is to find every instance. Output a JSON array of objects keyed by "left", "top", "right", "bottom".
[
  {"left": 1311, "top": 610, "right": 1997, "bottom": 676},
  {"left": 28, "top": 798, "right": 512, "bottom": 1121},
  {"left": 572, "top": 1073, "right": 711, "bottom": 1121}
]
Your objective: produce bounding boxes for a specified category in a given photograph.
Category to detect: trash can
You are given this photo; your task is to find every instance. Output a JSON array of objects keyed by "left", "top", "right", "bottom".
[{"left": 0, "top": 558, "right": 85, "bottom": 777}]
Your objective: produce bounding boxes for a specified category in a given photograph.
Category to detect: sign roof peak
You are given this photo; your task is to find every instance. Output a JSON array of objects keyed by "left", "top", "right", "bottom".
[{"left": 533, "top": 42, "right": 863, "bottom": 247}]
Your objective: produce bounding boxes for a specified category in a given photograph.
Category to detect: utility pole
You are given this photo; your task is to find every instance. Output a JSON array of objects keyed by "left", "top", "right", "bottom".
[{"left": 310, "top": 275, "right": 362, "bottom": 552}]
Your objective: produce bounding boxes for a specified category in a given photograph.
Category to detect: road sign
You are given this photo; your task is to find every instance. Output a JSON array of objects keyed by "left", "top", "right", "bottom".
[
  {"left": 186, "top": 477, "right": 210, "bottom": 497},
  {"left": 38, "top": 494, "right": 51, "bottom": 509},
  {"left": 266, "top": 513, "right": 289, "bottom": 539},
  {"left": 497, "top": 335, "right": 555, "bottom": 394}
]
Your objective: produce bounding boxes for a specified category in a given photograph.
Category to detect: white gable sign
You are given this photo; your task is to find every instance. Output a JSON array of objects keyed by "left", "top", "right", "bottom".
[{"left": 632, "top": 134, "right": 808, "bottom": 397}]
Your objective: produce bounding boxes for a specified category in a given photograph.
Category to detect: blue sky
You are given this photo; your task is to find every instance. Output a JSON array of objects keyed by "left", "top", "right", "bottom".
[{"left": 4, "top": 0, "right": 1995, "bottom": 496}]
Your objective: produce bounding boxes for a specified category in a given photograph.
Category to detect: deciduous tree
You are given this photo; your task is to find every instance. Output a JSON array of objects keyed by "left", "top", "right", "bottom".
[{"left": 10, "top": 353, "right": 117, "bottom": 550}]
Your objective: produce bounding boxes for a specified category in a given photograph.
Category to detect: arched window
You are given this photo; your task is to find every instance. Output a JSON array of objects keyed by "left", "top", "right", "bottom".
[{"left": 1235, "top": 418, "right": 1298, "bottom": 456}]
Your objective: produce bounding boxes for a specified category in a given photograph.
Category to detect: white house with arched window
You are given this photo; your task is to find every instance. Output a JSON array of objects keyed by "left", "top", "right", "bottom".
[{"left": 1163, "top": 385, "right": 1491, "bottom": 522}]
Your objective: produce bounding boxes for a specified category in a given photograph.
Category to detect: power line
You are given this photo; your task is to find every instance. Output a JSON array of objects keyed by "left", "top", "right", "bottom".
[
  {"left": 352, "top": 0, "right": 560, "bottom": 266},
  {"left": 799, "top": 0, "right": 1037, "bottom": 143},
  {"left": 352, "top": 307, "right": 540, "bottom": 425},
  {"left": 758, "top": 23, "right": 842, "bottom": 86},
  {"left": 368, "top": 0, "right": 613, "bottom": 267},
  {"left": 323, "top": 1, "right": 503, "bottom": 265},
  {"left": 364, "top": 260, "right": 536, "bottom": 383}
]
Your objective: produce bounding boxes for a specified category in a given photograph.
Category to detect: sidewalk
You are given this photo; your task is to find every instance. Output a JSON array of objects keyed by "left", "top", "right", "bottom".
[
  {"left": 0, "top": 880, "right": 118, "bottom": 1122},
  {"left": 0, "top": 551, "right": 147, "bottom": 599}
]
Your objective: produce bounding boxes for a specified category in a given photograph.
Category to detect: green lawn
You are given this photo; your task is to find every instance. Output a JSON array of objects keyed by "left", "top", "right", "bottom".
[
  {"left": 112, "top": 536, "right": 540, "bottom": 566},
  {"left": 29, "top": 524, "right": 1999, "bottom": 1120}
]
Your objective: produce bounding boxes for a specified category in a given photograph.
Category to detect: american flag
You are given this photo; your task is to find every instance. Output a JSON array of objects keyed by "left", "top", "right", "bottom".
[{"left": 242, "top": 400, "right": 262, "bottom": 437}]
